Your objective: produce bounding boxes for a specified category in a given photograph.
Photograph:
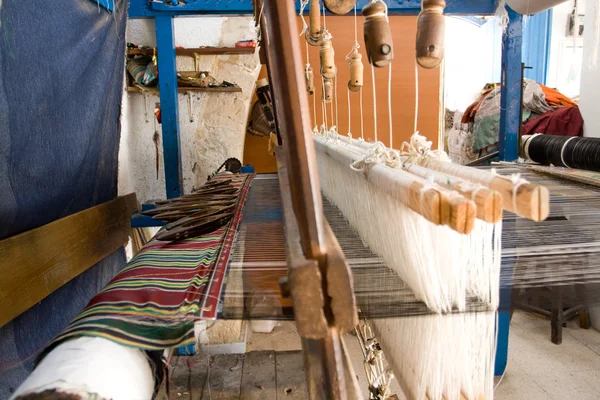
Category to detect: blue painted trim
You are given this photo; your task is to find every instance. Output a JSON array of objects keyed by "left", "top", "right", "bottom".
[
  {"left": 90, "top": 0, "right": 114, "bottom": 12},
  {"left": 499, "top": 7, "right": 522, "bottom": 162},
  {"left": 131, "top": 212, "right": 166, "bottom": 228},
  {"left": 129, "top": 0, "right": 496, "bottom": 18},
  {"left": 495, "top": 310, "right": 512, "bottom": 376},
  {"left": 155, "top": 16, "right": 184, "bottom": 199},
  {"left": 544, "top": 10, "right": 553, "bottom": 84},
  {"left": 522, "top": 9, "right": 552, "bottom": 84},
  {"left": 177, "top": 343, "right": 196, "bottom": 356}
]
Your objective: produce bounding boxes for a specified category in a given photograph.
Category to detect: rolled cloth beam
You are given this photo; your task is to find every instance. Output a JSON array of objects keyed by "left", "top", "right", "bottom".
[
  {"left": 11, "top": 337, "right": 154, "bottom": 400},
  {"left": 506, "top": 0, "right": 567, "bottom": 15}
]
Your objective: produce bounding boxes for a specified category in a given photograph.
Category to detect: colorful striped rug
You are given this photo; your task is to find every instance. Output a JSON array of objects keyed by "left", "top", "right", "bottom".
[{"left": 44, "top": 174, "right": 254, "bottom": 352}]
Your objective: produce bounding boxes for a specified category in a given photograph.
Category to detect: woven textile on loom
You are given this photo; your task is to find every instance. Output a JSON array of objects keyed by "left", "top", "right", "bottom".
[{"left": 41, "top": 174, "right": 254, "bottom": 355}]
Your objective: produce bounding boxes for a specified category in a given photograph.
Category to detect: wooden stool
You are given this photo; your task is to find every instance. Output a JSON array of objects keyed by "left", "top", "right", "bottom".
[{"left": 512, "top": 285, "right": 590, "bottom": 345}]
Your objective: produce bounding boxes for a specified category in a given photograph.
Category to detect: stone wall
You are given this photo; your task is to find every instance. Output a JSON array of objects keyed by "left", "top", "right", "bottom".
[{"left": 119, "top": 17, "right": 261, "bottom": 202}]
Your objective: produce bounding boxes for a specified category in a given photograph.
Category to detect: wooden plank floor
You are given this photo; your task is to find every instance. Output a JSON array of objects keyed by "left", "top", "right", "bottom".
[{"left": 157, "top": 351, "right": 308, "bottom": 400}]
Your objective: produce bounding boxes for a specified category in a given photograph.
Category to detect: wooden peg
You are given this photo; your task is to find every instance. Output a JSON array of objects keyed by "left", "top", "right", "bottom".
[
  {"left": 320, "top": 40, "right": 337, "bottom": 79},
  {"left": 404, "top": 163, "right": 503, "bottom": 223},
  {"left": 439, "top": 193, "right": 476, "bottom": 235},
  {"left": 307, "top": 0, "right": 324, "bottom": 46},
  {"left": 416, "top": 0, "right": 446, "bottom": 69},
  {"left": 306, "top": 65, "right": 315, "bottom": 95},
  {"left": 323, "top": 78, "right": 333, "bottom": 103},
  {"left": 348, "top": 52, "right": 364, "bottom": 92},
  {"left": 362, "top": 1, "right": 394, "bottom": 68},
  {"left": 420, "top": 158, "right": 550, "bottom": 222}
]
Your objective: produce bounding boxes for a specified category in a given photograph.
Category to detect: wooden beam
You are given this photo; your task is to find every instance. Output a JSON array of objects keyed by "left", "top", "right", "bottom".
[{"left": 0, "top": 194, "right": 138, "bottom": 328}]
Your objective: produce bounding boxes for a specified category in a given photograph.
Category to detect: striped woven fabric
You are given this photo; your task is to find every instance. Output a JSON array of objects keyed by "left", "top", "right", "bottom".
[{"left": 44, "top": 174, "right": 254, "bottom": 353}]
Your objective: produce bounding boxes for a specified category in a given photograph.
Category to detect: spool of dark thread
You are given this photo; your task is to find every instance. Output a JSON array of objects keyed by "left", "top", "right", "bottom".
[{"left": 526, "top": 135, "right": 600, "bottom": 172}]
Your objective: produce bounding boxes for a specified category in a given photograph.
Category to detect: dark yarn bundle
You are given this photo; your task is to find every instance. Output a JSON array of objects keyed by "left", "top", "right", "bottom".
[{"left": 525, "top": 134, "right": 600, "bottom": 172}]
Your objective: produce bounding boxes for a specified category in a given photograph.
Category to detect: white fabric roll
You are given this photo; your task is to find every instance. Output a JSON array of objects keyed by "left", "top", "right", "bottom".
[
  {"left": 506, "top": 0, "right": 567, "bottom": 15},
  {"left": 11, "top": 337, "right": 155, "bottom": 400}
]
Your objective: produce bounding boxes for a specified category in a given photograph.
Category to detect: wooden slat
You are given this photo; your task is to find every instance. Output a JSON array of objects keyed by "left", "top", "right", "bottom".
[
  {"left": 240, "top": 351, "right": 276, "bottom": 400},
  {"left": 169, "top": 356, "right": 191, "bottom": 400},
  {"left": 275, "top": 351, "right": 308, "bottom": 400},
  {"left": 203, "top": 354, "right": 244, "bottom": 399},
  {"left": 127, "top": 47, "right": 256, "bottom": 56},
  {"left": 190, "top": 355, "right": 210, "bottom": 400},
  {"left": 0, "top": 194, "right": 137, "bottom": 327}
]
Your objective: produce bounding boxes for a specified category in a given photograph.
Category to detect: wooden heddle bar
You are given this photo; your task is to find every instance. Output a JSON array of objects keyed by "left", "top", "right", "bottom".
[{"left": 0, "top": 194, "right": 138, "bottom": 328}]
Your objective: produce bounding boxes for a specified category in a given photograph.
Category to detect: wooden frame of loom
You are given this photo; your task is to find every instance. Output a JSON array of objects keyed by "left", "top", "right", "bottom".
[{"left": 259, "top": 1, "right": 362, "bottom": 398}]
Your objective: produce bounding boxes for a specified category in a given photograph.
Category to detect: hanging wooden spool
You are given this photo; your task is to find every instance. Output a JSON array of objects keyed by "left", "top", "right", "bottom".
[
  {"left": 416, "top": 0, "right": 446, "bottom": 69},
  {"left": 348, "top": 52, "right": 363, "bottom": 92},
  {"left": 306, "top": 0, "right": 324, "bottom": 46},
  {"left": 306, "top": 65, "right": 315, "bottom": 95},
  {"left": 362, "top": 1, "right": 394, "bottom": 68},
  {"left": 323, "top": 0, "right": 355, "bottom": 15},
  {"left": 320, "top": 39, "right": 337, "bottom": 79},
  {"left": 323, "top": 78, "right": 333, "bottom": 103}
]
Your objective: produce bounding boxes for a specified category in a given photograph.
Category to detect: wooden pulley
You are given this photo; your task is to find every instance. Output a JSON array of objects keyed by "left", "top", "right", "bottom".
[
  {"left": 323, "top": 0, "right": 355, "bottom": 15},
  {"left": 323, "top": 78, "right": 333, "bottom": 103},
  {"left": 306, "top": 65, "right": 315, "bottom": 95},
  {"left": 416, "top": 0, "right": 446, "bottom": 69},
  {"left": 347, "top": 52, "right": 363, "bottom": 92},
  {"left": 320, "top": 39, "right": 336, "bottom": 79},
  {"left": 306, "top": 0, "right": 324, "bottom": 46},
  {"left": 362, "top": 1, "right": 394, "bottom": 68}
]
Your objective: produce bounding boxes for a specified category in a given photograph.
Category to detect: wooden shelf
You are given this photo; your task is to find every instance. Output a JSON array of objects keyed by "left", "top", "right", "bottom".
[
  {"left": 126, "top": 84, "right": 242, "bottom": 94},
  {"left": 127, "top": 47, "right": 256, "bottom": 57}
]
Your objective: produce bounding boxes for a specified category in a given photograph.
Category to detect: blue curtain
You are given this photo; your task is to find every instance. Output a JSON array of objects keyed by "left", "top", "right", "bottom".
[{"left": 0, "top": 0, "right": 128, "bottom": 395}]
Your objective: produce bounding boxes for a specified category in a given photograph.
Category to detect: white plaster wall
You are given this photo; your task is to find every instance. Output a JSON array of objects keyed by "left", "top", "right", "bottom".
[
  {"left": 545, "top": 0, "right": 585, "bottom": 96},
  {"left": 579, "top": 0, "right": 600, "bottom": 139},
  {"left": 443, "top": 17, "right": 502, "bottom": 112},
  {"left": 578, "top": 0, "right": 600, "bottom": 326},
  {"left": 118, "top": 16, "right": 260, "bottom": 202}
]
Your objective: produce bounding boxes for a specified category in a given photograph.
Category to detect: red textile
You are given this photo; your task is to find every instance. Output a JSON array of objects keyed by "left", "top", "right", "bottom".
[{"left": 522, "top": 106, "right": 583, "bottom": 137}]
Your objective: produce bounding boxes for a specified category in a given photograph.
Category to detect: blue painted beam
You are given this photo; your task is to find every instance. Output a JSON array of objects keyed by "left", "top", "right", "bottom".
[
  {"left": 498, "top": 7, "right": 523, "bottom": 162},
  {"left": 155, "top": 15, "right": 184, "bottom": 199},
  {"left": 129, "top": 0, "right": 496, "bottom": 18},
  {"left": 522, "top": 9, "right": 552, "bottom": 84}
]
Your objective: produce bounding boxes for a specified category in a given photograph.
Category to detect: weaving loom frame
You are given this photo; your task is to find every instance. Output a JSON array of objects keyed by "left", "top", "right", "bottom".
[{"left": 125, "top": 0, "right": 531, "bottom": 385}]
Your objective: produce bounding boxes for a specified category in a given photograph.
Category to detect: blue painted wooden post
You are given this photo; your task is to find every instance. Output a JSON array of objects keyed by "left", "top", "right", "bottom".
[
  {"left": 155, "top": 16, "right": 184, "bottom": 199},
  {"left": 495, "top": 6, "right": 523, "bottom": 377},
  {"left": 499, "top": 7, "right": 523, "bottom": 162}
]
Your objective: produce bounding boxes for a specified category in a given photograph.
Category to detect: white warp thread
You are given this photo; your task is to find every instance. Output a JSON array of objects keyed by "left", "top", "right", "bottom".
[{"left": 316, "top": 137, "right": 501, "bottom": 312}]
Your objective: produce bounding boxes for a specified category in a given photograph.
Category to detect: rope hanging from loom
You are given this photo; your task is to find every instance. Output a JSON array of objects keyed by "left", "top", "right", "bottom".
[{"left": 524, "top": 134, "right": 600, "bottom": 172}]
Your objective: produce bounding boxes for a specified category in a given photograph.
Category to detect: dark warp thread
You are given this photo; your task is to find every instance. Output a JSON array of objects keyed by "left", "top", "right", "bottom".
[{"left": 527, "top": 135, "right": 600, "bottom": 172}]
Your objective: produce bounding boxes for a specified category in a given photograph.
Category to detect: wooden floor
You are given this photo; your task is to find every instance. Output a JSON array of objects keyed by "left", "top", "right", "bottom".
[{"left": 157, "top": 351, "right": 307, "bottom": 400}]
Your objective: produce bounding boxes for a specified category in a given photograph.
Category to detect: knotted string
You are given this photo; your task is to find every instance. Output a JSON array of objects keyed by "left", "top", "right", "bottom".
[
  {"left": 491, "top": 168, "right": 529, "bottom": 216},
  {"left": 299, "top": 0, "right": 310, "bottom": 36},
  {"left": 350, "top": 141, "right": 402, "bottom": 172}
]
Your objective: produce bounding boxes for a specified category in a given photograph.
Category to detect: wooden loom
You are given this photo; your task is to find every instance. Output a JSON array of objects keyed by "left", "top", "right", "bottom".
[
  {"left": 11, "top": 1, "right": 568, "bottom": 399},
  {"left": 256, "top": 0, "right": 551, "bottom": 399}
]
